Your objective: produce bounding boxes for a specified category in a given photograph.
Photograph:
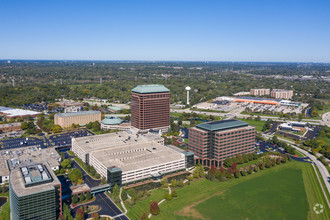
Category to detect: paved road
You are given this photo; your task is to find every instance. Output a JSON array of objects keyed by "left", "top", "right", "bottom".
[
  {"left": 264, "top": 134, "right": 330, "bottom": 198},
  {"left": 71, "top": 160, "right": 101, "bottom": 187},
  {"left": 170, "top": 108, "right": 324, "bottom": 124},
  {"left": 72, "top": 193, "right": 129, "bottom": 220}
]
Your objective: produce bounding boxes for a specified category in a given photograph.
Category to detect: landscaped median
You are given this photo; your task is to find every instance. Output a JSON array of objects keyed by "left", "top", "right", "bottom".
[{"left": 74, "top": 157, "right": 101, "bottom": 180}]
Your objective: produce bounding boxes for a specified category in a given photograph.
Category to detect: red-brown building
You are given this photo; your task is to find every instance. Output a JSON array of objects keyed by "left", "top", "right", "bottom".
[
  {"left": 131, "top": 85, "right": 170, "bottom": 131},
  {"left": 188, "top": 119, "right": 255, "bottom": 167}
]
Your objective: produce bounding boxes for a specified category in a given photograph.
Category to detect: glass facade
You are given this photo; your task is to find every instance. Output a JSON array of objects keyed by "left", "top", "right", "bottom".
[
  {"left": 10, "top": 182, "right": 57, "bottom": 220},
  {"left": 107, "top": 167, "right": 122, "bottom": 188}
]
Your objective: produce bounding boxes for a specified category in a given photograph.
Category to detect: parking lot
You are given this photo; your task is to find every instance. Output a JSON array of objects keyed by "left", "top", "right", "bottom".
[
  {"left": 0, "top": 130, "right": 24, "bottom": 140},
  {"left": 0, "top": 129, "right": 93, "bottom": 150},
  {"left": 0, "top": 137, "right": 47, "bottom": 150},
  {"left": 49, "top": 129, "right": 92, "bottom": 147}
]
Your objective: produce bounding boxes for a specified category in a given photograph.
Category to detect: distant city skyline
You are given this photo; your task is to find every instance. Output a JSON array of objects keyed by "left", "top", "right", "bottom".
[{"left": 1, "top": 0, "right": 330, "bottom": 62}]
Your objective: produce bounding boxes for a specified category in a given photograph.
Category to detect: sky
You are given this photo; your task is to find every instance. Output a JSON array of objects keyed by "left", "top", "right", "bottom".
[{"left": 1, "top": 0, "right": 330, "bottom": 62}]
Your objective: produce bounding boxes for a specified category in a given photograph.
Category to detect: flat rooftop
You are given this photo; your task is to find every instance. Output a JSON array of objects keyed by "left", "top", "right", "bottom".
[
  {"left": 0, "top": 122, "right": 21, "bottom": 128},
  {"left": 131, "top": 84, "right": 170, "bottom": 94},
  {"left": 73, "top": 131, "right": 163, "bottom": 154},
  {"left": 0, "top": 108, "right": 41, "bottom": 117},
  {"left": 10, "top": 162, "right": 60, "bottom": 197},
  {"left": 55, "top": 110, "right": 101, "bottom": 117},
  {"left": 90, "top": 141, "right": 184, "bottom": 173},
  {"left": 196, "top": 119, "right": 248, "bottom": 131},
  {"left": 0, "top": 147, "right": 60, "bottom": 176}
]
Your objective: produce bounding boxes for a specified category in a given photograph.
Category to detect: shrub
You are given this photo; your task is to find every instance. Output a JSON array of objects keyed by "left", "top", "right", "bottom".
[
  {"left": 121, "top": 188, "right": 128, "bottom": 201},
  {"left": 240, "top": 170, "right": 247, "bottom": 176},
  {"left": 140, "top": 213, "right": 148, "bottom": 220},
  {"left": 150, "top": 201, "right": 160, "bottom": 215},
  {"left": 172, "top": 190, "right": 177, "bottom": 197},
  {"left": 164, "top": 193, "right": 172, "bottom": 201},
  {"left": 254, "top": 166, "right": 259, "bottom": 172},
  {"left": 234, "top": 171, "right": 240, "bottom": 178}
]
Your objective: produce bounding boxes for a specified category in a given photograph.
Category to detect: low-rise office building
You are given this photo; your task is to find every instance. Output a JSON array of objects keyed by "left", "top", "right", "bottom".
[
  {"left": 0, "top": 122, "right": 22, "bottom": 133},
  {"left": 54, "top": 110, "right": 101, "bottom": 128},
  {"left": 188, "top": 119, "right": 255, "bottom": 167},
  {"left": 101, "top": 116, "right": 131, "bottom": 131},
  {"left": 72, "top": 131, "right": 194, "bottom": 186}
]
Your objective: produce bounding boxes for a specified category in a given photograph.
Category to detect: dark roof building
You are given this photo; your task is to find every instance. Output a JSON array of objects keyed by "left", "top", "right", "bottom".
[{"left": 189, "top": 119, "right": 255, "bottom": 167}]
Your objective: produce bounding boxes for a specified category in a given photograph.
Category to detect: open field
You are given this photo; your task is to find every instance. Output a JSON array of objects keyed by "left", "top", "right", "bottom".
[
  {"left": 126, "top": 161, "right": 329, "bottom": 220},
  {"left": 240, "top": 119, "right": 266, "bottom": 132},
  {"left": 195, "top": 168, "right": 307, "bottom": 220}
]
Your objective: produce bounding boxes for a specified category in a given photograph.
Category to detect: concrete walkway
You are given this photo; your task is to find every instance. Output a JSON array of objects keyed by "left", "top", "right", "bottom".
[{"left": 148, "top": 186, "right": 171, "bottom": 218}]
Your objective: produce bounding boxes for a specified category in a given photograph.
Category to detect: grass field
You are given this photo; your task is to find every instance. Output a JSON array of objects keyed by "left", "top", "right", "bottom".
[
  {"left": 125, "top": 188, "right": 168, "bottom": 219},
  {"left": 0, "top": 192, "right": 10, "bottom": 220},
  {"left": 240, "top": 119, "right": 266, "bottom": 132},
  {"left": 127, "top": 161, "right": 329, "bottom": 220},
  {"left": 195, "top": 168, "right": 308, "bottom": 220}
]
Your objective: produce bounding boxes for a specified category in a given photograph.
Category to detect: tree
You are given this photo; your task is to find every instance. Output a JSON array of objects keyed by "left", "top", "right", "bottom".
[
  {"left": 112, "top": 184, "right": 120, "bottom": 199},
  {"left": 172, "top": 190, "right": 177, "bottom": 197},
  {"left": 85, "top": 191, "right": 92, "bottom": 201},
  {"left": 127, "top": 188, "right": 136, "bottom": 198},
  {"left": 79, "top": 193, "right": 85, "bottom": 202},
  {"left": 52, "top": 125, "right": 62, "bottom": 133},
  {"left": 68, "top": 168, "right": 83, "bottom": 184},
  {"left": 150, "top": 201, "right": 160, "bottom": 215},
  {"left": 223, "top": 157, "right": 234, "bottom": 167},
  {"left": 121, "top": 188, "right": 128, "bottom": 201},
  {"left": 91, "top": 212, "right": 100, "bottom": 220},
  {"left": 63, "top": 203, "right": 73, "bottom": 220},
  {"left": 101, "top": 177, "right": 107, "bottom": 185},
  {"left": 160, "top": 178, "right": 168, "bottom": 187},
  {"left": 72, "top": 194, "right": 78, "bottom": 205},
  {"left": 164, "top": 193, "right": 172, "bottom": 200},
  {"left": 61, "top": 159, "right": 71, "bottom": 170},
  {"left": 75, "top": 208, "right": 84, "bottom": 220}
]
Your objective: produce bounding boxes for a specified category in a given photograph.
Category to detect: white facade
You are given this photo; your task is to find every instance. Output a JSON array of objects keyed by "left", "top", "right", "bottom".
[{"left": 72, "top": 132, "right": 186, "bottom": 184}]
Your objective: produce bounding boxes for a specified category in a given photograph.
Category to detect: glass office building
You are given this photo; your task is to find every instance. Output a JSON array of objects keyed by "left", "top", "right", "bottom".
[{"left": 9, "top": 163, "right": 62, "bottom": 220}]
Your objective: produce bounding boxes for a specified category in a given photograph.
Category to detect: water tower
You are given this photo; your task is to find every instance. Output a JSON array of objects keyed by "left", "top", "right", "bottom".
[{"left": 185, "top": 86, "right": 191, "bottom": 105}]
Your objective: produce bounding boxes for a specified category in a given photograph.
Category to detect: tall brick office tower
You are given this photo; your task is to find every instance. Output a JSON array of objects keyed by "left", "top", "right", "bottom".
[{"left": 131, "top": 85, "right": 170, "bottom": 131}]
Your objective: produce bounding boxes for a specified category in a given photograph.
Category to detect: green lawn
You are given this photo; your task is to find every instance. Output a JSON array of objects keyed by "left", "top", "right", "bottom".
[
  {"left": 125, "top": 188, "right": 168, "bottom": 219},
  {"left": 125, "top": 161, "right": 329, "bottom": 220},
  {"left": 237, "top": 158, "right": 260, "bottom": 169},
  {"left": 0, "top": 192, "right": 10, "bottom": 220},
  {"left": 195, "top": 168, "right": 308, "bottom": 220},
  {"left": 240, "top": 119, "right": 266, "bottom": 132}
]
